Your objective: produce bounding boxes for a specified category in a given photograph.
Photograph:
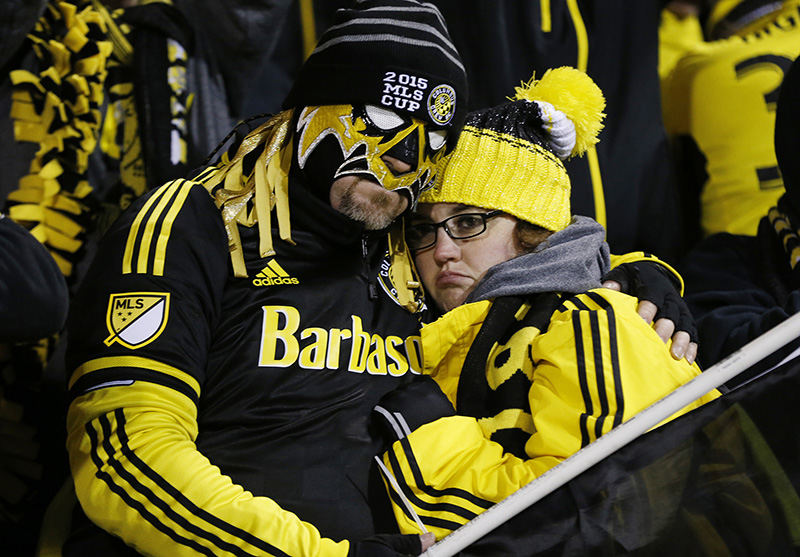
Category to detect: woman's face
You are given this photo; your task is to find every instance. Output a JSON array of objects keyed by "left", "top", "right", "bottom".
[{"left": 411, "top": 202, "right": 521, "bottom": 312}]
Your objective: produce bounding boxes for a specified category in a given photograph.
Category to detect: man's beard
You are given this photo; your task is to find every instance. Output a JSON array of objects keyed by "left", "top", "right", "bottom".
[{"left": 334, "top": 177, "right": 408, "bottom": 230}]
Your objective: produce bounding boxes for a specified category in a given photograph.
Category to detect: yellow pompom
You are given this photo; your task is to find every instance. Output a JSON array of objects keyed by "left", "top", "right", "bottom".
[{"left": 513, "top": 66, "right": 606, "bottom": 157}]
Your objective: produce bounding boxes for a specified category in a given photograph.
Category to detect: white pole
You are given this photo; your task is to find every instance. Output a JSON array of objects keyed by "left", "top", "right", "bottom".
[{"left": 422, "top": 311, "right": 800, "bottom": 557}]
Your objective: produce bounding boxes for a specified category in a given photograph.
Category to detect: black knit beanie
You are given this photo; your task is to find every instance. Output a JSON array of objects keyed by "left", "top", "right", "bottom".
[{"left": 282, "top": 0, "right": 468, "bottom": 137}]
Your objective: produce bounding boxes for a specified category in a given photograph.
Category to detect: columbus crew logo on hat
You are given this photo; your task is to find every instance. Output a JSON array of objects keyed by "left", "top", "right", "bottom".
[{"left": 427, "top": 84, "right": 457, "bottom": 126}]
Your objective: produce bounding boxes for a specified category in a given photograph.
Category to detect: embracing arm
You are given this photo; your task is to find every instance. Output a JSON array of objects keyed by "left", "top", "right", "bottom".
[
  {"left": 380, "top": 290, "right": 719, "bottom": 538},
  {"left": 604, "top": 251, "right": 697, "bottom": 362}
]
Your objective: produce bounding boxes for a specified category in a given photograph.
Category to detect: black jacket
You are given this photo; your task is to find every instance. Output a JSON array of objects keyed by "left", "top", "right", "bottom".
[
  {"left": 682, "top": 217, "right": 800, "bottom": 388},
  {"left": 0, "top": 215, "right": 68, "bottom": 341},
  {"left": 65, "top": 164, "right": 425, "bottom": 554}
]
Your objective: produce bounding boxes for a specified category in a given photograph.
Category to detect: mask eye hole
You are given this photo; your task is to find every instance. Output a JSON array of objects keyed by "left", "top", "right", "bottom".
[
  {"left": 364, "top": 105, "right": 406, "bottom": 131},
  {"left": 428, "top": 129, "right": 447, "bottom": 151}
]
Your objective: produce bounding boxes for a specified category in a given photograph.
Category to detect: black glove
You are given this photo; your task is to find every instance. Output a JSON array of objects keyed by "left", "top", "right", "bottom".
[
  {"left": 347, "top": 533, "right": 424, "bottom": 557},
  {"left": 602, "top": 261, "right": 697, "bottom": 342},
  {"left": 373, "top": 376, "right": 455, "bottom": 448}
]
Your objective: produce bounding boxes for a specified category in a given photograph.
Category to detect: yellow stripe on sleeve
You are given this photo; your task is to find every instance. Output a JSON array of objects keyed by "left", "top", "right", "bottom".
[
  {"left": 122, "top": 180, "right": 195, "bottom": 275},
  {"left": 68, "top": 355, "right": 200, "bottom": 399},
  {"left": 123, "top": 184, "right": 173, "bottom": 274},
  {"left": 152, "top": 181, "right": 194, "bottom": 276},
  {"left": 565, "top": 0, "right": 607, "bottom": 229},
  {"left": 540, "top": 0, "right": 552, "bottom": 32},
  {"left": 566, "top": 0, "right": 589, "bottom": 72},
  {"left": 136, "top": 181, "right": 183, "bottom": 274}
]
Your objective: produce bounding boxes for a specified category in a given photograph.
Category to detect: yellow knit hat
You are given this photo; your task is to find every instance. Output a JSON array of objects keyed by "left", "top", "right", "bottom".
[{"left": 420, "top": 66, "right": 605, "bottom": 232}]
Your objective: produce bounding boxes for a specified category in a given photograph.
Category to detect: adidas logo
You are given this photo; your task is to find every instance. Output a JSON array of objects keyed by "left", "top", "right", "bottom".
[{"left": 252, "top": 259, "right": 299, "bottom": 286}]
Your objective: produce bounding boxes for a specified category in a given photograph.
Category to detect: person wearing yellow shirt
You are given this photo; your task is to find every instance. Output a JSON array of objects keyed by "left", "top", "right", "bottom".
[
  {"left": 371, "top": 67, "right": 720, "bottom": 543},
  {"left": 663, "top": 0, "right": 800, "bottom": 244}
]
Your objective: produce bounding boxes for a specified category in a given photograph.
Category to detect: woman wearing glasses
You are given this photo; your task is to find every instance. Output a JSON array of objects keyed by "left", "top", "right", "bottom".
[{"left": 373, "top": 67, "right": 720, "bottom": 541}]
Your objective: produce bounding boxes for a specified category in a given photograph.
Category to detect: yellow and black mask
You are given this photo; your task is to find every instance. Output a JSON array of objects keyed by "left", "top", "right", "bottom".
[{"left": 293, "top": 104, "right": 448, "bottom": 208}]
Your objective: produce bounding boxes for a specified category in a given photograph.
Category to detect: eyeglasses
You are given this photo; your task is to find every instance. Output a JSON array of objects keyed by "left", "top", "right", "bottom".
[{"left": 406, "top": 210, "right": 504, "bottom": 251}]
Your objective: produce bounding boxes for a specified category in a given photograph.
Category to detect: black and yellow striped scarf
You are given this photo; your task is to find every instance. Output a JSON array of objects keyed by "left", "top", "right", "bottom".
[
  {"left": 95, "top": 0, "right": 191, "bottom": 212},
  {"left": 6, "top": 0, "right": 191, "bottom": 280},
  {"left": 6, "top": 0, "right": 111, "bottom": 279},
  {"left": 458, "top": 293, "right": 563, "bottom": 458}
]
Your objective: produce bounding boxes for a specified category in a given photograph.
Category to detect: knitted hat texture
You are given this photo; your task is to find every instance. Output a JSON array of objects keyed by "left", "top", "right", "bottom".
[
  {"left": 282, "top": 0, "right": 467, "bottom": 134},
  {"left": 421, "top": 67, "right": 605, "bottom": 232}
]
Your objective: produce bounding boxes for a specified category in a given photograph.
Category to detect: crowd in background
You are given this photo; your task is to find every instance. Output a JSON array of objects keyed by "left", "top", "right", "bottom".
[{"left": 2, "top": 0, "right": 800, "bottom": 555}]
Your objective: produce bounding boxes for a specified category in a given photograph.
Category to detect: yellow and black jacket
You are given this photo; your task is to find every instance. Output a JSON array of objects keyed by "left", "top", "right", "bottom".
[
  {"left": 380, "top": 289, "right": 719, "bottom": 539},
  {"left": 65, "top": 156, "right": 426, "bottom": 555}
]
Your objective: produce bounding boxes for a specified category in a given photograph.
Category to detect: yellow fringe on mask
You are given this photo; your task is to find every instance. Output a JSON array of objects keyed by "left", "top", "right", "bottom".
[
  {"left": 201, "top": 111, "right": 295, "bottom": 278},
  {"left": 513, "top": 66, "right": 605, "bottom": 158}
]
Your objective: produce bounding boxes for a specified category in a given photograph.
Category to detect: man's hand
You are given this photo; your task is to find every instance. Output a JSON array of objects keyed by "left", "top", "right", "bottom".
[
  {"left": 348, "top": 532, "right": 435, "bottom": 556},
  {"left": 602, "top": 262, "right": 698, "bottom": 364}
]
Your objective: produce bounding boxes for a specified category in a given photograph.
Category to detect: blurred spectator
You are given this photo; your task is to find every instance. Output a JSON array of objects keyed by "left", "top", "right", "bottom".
[
  {"left": 682, "top": 52, "right": 800, "bottom": 390},
  {"left": 0, "top": 213, "right": 68, "bottom": 343},
  {"left": 0, "top": 212, "right": 68, "bottom": 554},
  {"left": 3, "top": 0, "right": 293, "bottom": 285},
  {"left": 0, "top": 1, "right": 290, "bottom": 552},
  {"left": 92, "top": 0, "right": 294, "bottom": 219},
  {"left": 658, "top": 1, "right": 705, "bottom": 98},
  {"left": 663, "top": 0, "right": 800, "bottom": 249}
]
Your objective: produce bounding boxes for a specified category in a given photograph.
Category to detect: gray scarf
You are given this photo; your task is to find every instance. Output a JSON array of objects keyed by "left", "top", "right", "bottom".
[{"left": 465, "top": 215, "right": 611, "bottom": 303}]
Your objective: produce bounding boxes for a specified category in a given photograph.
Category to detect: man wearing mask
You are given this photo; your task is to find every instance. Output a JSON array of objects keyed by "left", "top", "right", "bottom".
[{"left": 64, "top": 1, "right": 465, "bottom": 555}]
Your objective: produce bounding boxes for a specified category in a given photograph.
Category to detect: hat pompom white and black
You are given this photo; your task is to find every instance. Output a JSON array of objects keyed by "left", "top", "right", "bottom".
[
  {"left": 422, "top": 66, "right": 605, "bottom": 232},
  {"left": 513, "top": 66, "right": 606, "bottom": 160}
]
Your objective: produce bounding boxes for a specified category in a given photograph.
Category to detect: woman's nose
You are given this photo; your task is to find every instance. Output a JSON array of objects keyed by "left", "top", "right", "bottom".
[{"left": 432, "top": 227, "right": 460, "bottom": 263}]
